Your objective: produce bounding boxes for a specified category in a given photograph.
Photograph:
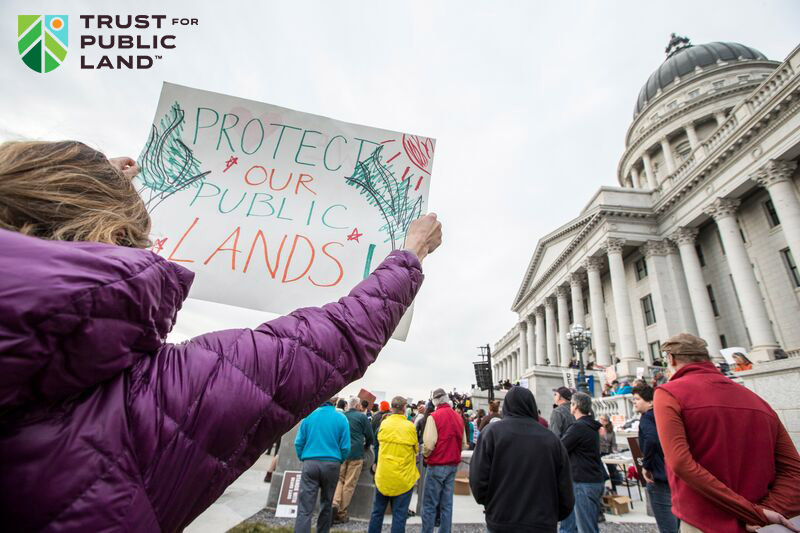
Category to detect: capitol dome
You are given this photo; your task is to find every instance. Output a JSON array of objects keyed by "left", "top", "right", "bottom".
[{"left": 634, "top": 41, "right": 768, "bottom": 117}]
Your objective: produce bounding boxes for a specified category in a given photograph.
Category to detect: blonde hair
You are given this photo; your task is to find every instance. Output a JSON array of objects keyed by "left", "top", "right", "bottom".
[{"left": 0, "top": 140, "right": 151, "bottom": 248}]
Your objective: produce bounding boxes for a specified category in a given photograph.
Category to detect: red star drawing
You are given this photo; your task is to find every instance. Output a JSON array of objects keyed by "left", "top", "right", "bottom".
[
  {"left": 152, "top": 237, "right": 168, "bottom": 254},
  {"left": 347, "top": 228, "right": 363, "bottom": 243},
  {"left": 223, "top": 156, "right": 239, "bottom": 173}
]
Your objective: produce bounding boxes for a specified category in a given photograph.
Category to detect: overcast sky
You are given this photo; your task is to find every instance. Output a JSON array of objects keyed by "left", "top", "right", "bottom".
[{"left": 2, "top": 1, "right": 798, "bottom": 401}]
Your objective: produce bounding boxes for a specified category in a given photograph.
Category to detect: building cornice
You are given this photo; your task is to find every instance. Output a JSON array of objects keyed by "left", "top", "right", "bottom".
[
  {"left": 618, "top": 82, "right": 760, "bottom": 184},
  {"left": 625, "top": 59, "right": 779, "bottom": 147},
  {"left": 512, "top": 206, "right": 653, "bottom": 311},
  {"left": 653, "top": 56, "right": 800, "bottom": 218}
]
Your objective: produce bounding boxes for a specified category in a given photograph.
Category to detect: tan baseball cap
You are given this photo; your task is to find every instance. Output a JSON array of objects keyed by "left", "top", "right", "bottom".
[{"left": 661, "top": 333, "right": 709, "bottom": 356}]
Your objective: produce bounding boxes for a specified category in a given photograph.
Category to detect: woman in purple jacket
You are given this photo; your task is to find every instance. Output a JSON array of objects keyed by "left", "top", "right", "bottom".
[{"left": 0, "top": 140, "right": 442, "bottom": 532}]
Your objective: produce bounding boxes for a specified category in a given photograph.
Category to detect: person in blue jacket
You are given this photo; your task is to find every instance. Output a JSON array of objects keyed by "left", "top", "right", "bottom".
[{"left": 294, "top": 398, "right": 351, "bottom": 533}]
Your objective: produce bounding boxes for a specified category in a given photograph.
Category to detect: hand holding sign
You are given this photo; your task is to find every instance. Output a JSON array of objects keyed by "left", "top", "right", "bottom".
[{"left": 404, "top": 213, "right": 442, "bottom": 261}]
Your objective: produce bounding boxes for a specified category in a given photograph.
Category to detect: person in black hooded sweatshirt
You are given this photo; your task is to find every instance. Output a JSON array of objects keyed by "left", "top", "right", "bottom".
[{"left": 469, "top": 386, "right": 574, "bottom": 533}]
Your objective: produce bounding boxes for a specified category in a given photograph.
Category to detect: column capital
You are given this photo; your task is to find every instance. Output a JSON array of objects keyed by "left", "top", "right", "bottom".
[
  {"left": 569, "top": 272, "right": 585, "bottom": 288},
  {"left": 583, "top": 256, "right": 604, "bottom": 272},
  {"left": 518, "top": 319, "right": 528, "bottom": 331},
  {"left": 555, "top": 285, "right": 569, "bottom": 300},
  {"left": 641, "top": 239, "right": 669, "bottom": 258},
  {"left": 664, "top": 239, "right": 680, "bottom": 254},
  {"left": 752, "top": 159, "right": 798, "bottom": 188},
  {"left": 604, "top": 238, "right": 626, "bottom": 255},
  {"left": 535, "top": 305, "right": 546, "bottom": 318},
  {"left": 545, "top": 295, "right": 556, "bottom": 308},
  {"left": 705, "top": 198, "right": 741, "bottom": 221},
  {"left": 670, "top": 227, "right": 699, "bottom": 246}
]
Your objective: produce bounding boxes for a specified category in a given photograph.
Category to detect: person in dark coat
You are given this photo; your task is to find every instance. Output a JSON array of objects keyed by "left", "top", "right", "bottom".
[
  {"left": 549, "top": 387, "right": 575, "bottom": 438},
  {"left": 559, "top": 392, "right": 605, "bottom": 533},
  {"left": 470, "top": 386, "right": 574, "bottom": 532},
  {"left": 632, "top": 384, "right": 678, "bottom": 533},
  {"left": 0, "top": 141, "right": 444, "bottom": 532}
]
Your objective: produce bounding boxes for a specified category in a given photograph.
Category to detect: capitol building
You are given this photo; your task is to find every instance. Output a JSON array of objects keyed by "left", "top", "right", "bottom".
[{"left": 491, "top": 38, "right": 800, "bottom": 436}]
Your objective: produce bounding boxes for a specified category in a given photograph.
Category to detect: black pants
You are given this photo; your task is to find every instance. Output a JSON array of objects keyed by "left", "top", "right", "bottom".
[{"left": 295, "top": 460, "right": 341, "bottom": 533}]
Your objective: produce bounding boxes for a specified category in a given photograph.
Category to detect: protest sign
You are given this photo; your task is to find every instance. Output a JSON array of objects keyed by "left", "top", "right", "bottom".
[
  {"left": 136, "top": 83, "right": 435, "bottom": 340},
  {"left": 275, "top": 470, "right": 302, "bottom": 518}
]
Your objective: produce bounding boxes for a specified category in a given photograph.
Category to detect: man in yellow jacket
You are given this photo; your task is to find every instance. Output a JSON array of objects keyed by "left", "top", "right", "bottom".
[{"left": 368, "top": 396, "right": 420, "bottom": 533}]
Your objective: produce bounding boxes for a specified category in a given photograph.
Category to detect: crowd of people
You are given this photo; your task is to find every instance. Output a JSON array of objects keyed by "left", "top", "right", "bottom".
[{"left": 291, "top": 332, "right": 800, "bottom": 533}]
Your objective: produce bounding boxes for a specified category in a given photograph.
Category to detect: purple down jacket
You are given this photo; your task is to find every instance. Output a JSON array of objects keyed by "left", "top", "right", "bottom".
[{"left": 0, "top": 228, "right": 423, "bottom": 532}]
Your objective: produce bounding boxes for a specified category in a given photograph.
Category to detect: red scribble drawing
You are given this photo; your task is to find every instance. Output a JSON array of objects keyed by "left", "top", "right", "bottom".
[
  {"left": 415, "top": 176, "right": 424, "bottom": 191},
  {"left": 152, "top": 237, "right": 168, "bottom": 254},
  {"left": 223, "top": 155, "right": 239, "bottom": 173},
  {"left": 401, "top": 167, "right": 410, "bottom": 182},
  {"left": 347, "top": 228, "right": 363, "bottom": 243},
  {"left": 402, "top": 134, "right": 434, "bottom": 175},
  {"left": 386, "top": 151, "right": 401, "bottom": 164}
]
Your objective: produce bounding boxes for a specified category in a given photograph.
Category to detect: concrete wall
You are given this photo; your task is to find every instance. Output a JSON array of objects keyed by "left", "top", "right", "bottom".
[{"left": 738, "top": 358, "right": 800, "bottom": 449}]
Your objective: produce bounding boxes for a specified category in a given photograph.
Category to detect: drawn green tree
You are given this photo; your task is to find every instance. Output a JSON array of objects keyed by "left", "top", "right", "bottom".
[
  {"left": 345, "top": 145, "right": 424, "bottom": 249},
  {"left": 137, "top": 101, "right": 209, "bottom": 212}
]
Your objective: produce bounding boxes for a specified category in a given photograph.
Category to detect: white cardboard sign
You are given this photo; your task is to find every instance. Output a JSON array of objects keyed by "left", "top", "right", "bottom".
[{"left": 136, "top": 83, "right": 435, "bottom": 340}]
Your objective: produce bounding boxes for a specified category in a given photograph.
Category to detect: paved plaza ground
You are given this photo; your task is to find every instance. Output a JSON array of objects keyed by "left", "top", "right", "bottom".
[{"left": 187, "top": 453, "right": 658, "bottom": 533}]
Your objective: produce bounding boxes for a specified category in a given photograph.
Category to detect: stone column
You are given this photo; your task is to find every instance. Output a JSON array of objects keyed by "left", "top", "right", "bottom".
[
  {"left": 714, "top": 110, "right": 727, "bottom": 127},
  {"left": 518, "top": 321, "right": 529, "bottom": 374},
  {"left": 641, "top": 240, "right": 674, "bottom": 343},
  {"left": 661, "top": 137, "right": 676, "bottom": 175},
  {"left": 584, "top": 257, "right": 611, "bottom": 367},
  {"left": 705, "top": 198, "right": 779, "bottom": 361},
  {"left": 535, "top": 307, "right": 547, "bottom": 365},
  {"left": 526, "top": 315, "right": 536, "bottom": 368},
  {"left": 630, "top": 166, "right": 641, "bottom": 189},
  {"left": 685, "top": 122, "right": 699, "bottom": 150},
  {"left": 570, "top": 272, "right": 586, "bottom": 328},
  {"left": 665, "top": 240, "right": 699, "bottom": 335},
  {"left": 545, "top": 296, "right": 558, "bottom": 366},
  {"left": 670, "top": 228, "right": 723, "bottom": 359},
  {"left": 642, "top": 152, "right": 658, "bottom": 189},
  {"left": 556, "top": 286, "right": 572, "bottom": 366},
  {"left": 605, "top": 238, "right": 640, "bottom": 376},
  {"left": 754, "top": 160, "right": 800, "bottom": 265}
]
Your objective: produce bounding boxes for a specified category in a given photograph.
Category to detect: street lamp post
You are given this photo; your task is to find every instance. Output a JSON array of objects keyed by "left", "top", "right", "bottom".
[{"left": 567, "top": 324, "right": 592, "bottom": 393}]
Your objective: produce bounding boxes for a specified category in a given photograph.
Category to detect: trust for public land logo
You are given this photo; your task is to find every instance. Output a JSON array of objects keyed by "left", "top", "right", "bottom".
[{"left": 18, "top": 15, "right": 68, "bottom": 73}]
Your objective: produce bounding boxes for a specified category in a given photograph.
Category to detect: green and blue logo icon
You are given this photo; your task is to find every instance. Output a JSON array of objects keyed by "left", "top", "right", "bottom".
[{"left": 18, "top": 15, "right": 68, "bottom": 73}]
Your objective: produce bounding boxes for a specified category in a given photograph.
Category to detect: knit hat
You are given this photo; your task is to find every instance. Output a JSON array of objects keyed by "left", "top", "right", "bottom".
[
  {"left": 379, "top": 401, "right": 390, "bottom": 411},
  {"left": 662, "top": 333, "right": 709, "bottom": 356}
]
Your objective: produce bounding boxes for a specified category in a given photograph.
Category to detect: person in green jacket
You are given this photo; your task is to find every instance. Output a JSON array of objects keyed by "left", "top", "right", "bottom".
[{"left": 332, "top": 397, "right": 374, "bottom": 523}]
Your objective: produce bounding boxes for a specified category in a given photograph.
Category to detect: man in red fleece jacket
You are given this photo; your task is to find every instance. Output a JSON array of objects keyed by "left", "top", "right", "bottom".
[{"left": 654, "top": 333, "right": 800, "bottom": 532}]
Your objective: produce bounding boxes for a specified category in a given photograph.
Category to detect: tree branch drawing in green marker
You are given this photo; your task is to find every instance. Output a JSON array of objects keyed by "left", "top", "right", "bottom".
[
  {"left": 137, "top": 101, "right": 210, "bottom": 213},
  {"left": 345, "top": 144, "right": 424, "bottom": 249}
]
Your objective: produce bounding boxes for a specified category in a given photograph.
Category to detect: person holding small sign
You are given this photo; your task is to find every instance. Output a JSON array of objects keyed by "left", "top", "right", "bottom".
[{"left": 0, "top": 140, "right": 443, "bottom": 532}]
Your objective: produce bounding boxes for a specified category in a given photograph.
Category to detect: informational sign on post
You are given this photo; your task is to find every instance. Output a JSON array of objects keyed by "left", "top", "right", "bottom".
[
  {"left": 275, "top": 470, "right": 302, "bottom": 518},
  {"left": 136, "top": 82, "right": 435, "bottom": 339}
]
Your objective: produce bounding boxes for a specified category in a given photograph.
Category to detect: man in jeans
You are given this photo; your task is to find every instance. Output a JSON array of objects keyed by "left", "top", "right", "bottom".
[
  {"left": 294, "top": 398, "right": 350, "bottom": 533},
  {"left": 332, "top": 397, "right": 373, "bottom": 524},
  {"left": 633, "top": 383, "right": 679, "bottom": 533},
  {"left": 368, "top": 396, "right": 419, "bottom": 533},
  {"left": 560, "top": 392, "right": 605, "bottom": 533},
  {"left": 422, "top": 388, "right": 466, "bottom": 533}
]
